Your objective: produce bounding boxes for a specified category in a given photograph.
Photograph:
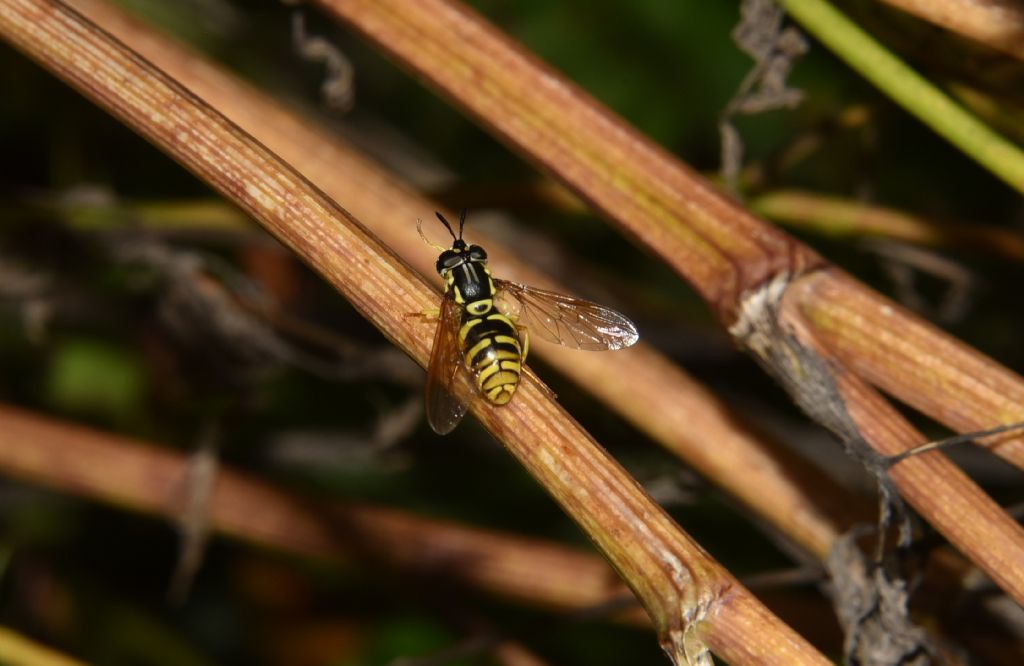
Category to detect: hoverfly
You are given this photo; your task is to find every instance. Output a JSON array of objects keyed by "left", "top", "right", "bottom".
[{"left": 418, "top": 210, "right": 639, "bottom": 434}]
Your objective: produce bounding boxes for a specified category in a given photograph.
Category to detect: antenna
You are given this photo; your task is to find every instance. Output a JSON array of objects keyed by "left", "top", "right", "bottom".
[
  {"left": 434, "top": 212, "right": 459, "bottom": 241},
  {"left": 458, "top": 209, "right": 467, "bottom": 239}
]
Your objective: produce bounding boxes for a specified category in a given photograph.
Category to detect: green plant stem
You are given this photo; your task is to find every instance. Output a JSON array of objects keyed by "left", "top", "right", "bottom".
[{"left": 780, "top": 0, "right": 1024, "bottom": 194}]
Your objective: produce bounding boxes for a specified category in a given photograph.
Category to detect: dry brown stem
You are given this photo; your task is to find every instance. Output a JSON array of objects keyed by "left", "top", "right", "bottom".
[
  {"left": 63, "top": 0, "right": 865, "bottom": 561},
  {"left": 313, "top": 0, "right": 1024, "bottom": 463},
  {"left": 311, "top": 0, "right": 824, "bottom": 325},
  {"left": 0, "top": 403, "right": 643, "bottom": 621},
  {"left": 0, "top": 2, "right": 826, "bottom": 662},
  {"left": 305, "top": 0, "right": 1024, "bottom": 606},
  {"left": 0, "top": 404, "right": 855, "bottom": 650},
  {"left": 752, "top": 188, "right": 1024, "bottom": 262},
  {"left": 878, "top": 0, "right": 1024, "bottom": 61},
  {"left": 730, "top": 269, "right": 1024, "bottom": 605},
  {"left": 792, "top": 272, "right": 1024, "bottom": 465},
  {"left": 778, "top": 275, "right": 1024, "bottom": 601},
  {"left": 0, "top": 404, "right": 1004, "bottom": 659}
]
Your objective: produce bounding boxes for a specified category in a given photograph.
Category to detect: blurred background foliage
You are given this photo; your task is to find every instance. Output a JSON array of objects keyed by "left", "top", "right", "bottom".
[{"left": 0, "top": 0, "right": 1022, "bottom": 664}]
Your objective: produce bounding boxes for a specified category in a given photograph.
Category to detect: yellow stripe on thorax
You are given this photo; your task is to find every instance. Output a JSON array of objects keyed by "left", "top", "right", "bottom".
[{"left": 466, "top": 299, "right": 492, "bottom": 316}]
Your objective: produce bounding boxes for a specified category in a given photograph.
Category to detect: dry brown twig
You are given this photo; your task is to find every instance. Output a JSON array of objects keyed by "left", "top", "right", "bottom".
[
  {"left": 26, "top": 0, "right": 888, "bottom": 654},
  {"left": 306, "top": 0, "right": 1024, "bottom": 608},
  {"left": 60, "top": 7, "right": 1022, "bottom": 626},
  {"left": 2, "top": 0, "right": 1024, "bottom": 659},
  {"left": 0, "top": 1, "right": 828, "bottom": 663},
  {"left": 0, "top": 403, "right": 858, "bottom": 652},
  {"left": 46, "top": 13, "right": 960, "bottom": 660},
  {"left": 60, "top": 0, "right": 866, "bottom": 565},
  {"left": 0, "top": 404, "right": 644, "bottom": 623},
  {"left": 751, "top": 188, "right": 1024, "bottom": 263}
]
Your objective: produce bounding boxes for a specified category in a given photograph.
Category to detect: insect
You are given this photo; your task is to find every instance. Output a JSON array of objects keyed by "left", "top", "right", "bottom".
[{"left": 418, "top": 210, "right": 639, "bottom": 434}]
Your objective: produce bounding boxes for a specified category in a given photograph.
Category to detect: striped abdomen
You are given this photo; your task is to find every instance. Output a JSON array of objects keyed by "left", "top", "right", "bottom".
[{"left": 459, "top": 304, "right": 521, "bottom": 405}]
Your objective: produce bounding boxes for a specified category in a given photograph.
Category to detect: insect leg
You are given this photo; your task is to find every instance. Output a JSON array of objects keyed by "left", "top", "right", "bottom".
[{"left": 406, "top": 306, "right": 441, "bottom": 320}]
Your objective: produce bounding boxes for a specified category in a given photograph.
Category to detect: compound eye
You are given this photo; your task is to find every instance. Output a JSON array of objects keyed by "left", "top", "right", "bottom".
[
  {"left": 437, "top": 251, "right": 462, "bottom": 274},
  {"left": 468, "top": 245, "right": 487, "bottom": 261}
]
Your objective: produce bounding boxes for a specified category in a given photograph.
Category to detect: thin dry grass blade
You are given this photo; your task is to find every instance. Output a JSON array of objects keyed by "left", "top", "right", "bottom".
[{"left": 0, "top": 2, "right": 827, "bottom": 662}]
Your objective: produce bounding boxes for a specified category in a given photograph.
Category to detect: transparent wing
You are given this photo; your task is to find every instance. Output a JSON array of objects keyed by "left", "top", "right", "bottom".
[
  {"left": 424, "top": 294, "right": 468, "bottom": 434},
  {"left": 494, "top": 279, "right": 639, "bottom": 351}
]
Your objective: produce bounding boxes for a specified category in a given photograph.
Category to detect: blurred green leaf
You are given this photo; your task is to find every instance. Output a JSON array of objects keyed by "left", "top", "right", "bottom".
[{"left": 45, "top": 338, "right": 145, "bottom": 428}]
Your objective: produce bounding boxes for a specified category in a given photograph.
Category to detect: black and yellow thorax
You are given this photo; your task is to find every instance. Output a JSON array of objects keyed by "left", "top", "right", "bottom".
[{"left": 438, "top": 241, "right": 522, "bottom": 405}]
